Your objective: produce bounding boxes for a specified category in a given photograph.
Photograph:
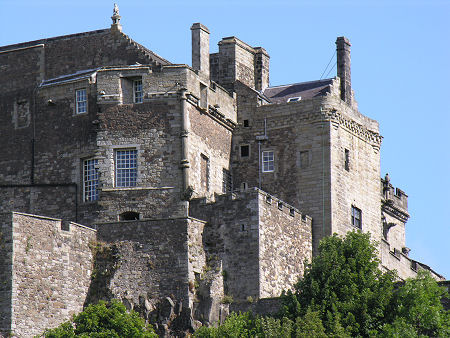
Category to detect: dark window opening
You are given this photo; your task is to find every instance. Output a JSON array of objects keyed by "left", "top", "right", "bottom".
[
  {"left": 120, "top": 211, "right": 140, "bottom": 221},
  {"left": 240, "top": 145, "right": 250, "bottom": 158},
  {"left": 344, "top": 149, "right": 350, "bottom": 171},
  {"left": 278, "top": 201, "right": 283, "bottom": 210},
  {"left": 200, "top": 154, "right": 210, "bottom": 191},
  {"left": 222, "top": 168, "right": 232, "bottom": 193},
  {"left": 351, "top": 206, "right": 362, "bottom": 229},
  {"left": 243, "top": 119, "right": 249, "bottom": 127},
  {"left": 300, "top": 150, "right": 310, "bottom": 169}
]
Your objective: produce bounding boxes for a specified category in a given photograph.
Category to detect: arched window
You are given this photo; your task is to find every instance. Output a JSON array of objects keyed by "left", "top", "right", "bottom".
[{"left": 119, "top": 211, "right": 140, "bottom": 221}]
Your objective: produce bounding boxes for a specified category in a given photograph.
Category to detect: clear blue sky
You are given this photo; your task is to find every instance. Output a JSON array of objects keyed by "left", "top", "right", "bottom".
[{"left": 1, "top": 0, "right": 449, "bottom": 278}]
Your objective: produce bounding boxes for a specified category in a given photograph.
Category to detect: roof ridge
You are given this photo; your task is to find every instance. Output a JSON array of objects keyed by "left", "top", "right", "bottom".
[
  {"left": 0, "top": 29, "right": 110, "bottom": 52},
  {"left": 267, "top": 78, "right": 334, "bottom": 90}
]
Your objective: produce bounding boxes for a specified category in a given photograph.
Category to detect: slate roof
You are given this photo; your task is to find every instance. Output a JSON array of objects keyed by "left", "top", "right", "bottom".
[{"left": 263, "top": 78, "right": 333, "bottom": 104}]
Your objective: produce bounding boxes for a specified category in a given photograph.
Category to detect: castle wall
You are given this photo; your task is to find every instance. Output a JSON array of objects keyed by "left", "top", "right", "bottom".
[
  {"left": 190, "top": 189, "right": 312, "bottom": 301},
  {"left": 96, "top": 218, "right": 194, "bottom": 308},
  {"left": 258, "top": 192, "right": 312, "bottom": 298},
  {"left": 0, "top": 214, "right": 13, "bottom": 335},
  {"left": 188, "top": 103, "right": 233, "bottom": 199},
  {"left": 190, "top": 192, "right": 261, "bottom": 300},
  {"left": 7, "top": 212, "right": 95, "bottom": 337},
  {"left": 326, "top": 97, "right": 382, "bottom": 244},
  {"left": 232, "top": 95, "right": 333, "bottom": 254},
  {"left": 96, "top": 97, "right": 185, "bottom": 220}
]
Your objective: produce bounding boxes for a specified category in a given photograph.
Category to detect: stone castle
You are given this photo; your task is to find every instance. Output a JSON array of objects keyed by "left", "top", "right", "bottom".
[{"left": 0, "top": 6, "right": 444, "bottom": 336}]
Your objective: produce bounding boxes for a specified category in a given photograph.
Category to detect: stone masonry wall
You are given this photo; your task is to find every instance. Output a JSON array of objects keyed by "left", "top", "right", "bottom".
[
  {"left": 190, "top": 189, "right": 312, "bottom": 301},
  {"left": 190, "top": 192, "right": 261, "bottom": 300},
  {"left": 96, "top": 218, "right": 192, "bottom": 309},
  {"left": 8, "top": 212, "right": 96, "bottom": 337},
  {"left": 258, "top": 192, "right": 312, "bottom": 298},
  {"left": 188, "top": 103, "right": 233, "bottom": 199},
  {"left": 96, "top": 97, "right": 185, "bottom": 221},
  {"left": 0, "top": 214, "right": 13, "bottom": 336},
  {"left": 232, "top": 95, "right": 333, "bottom": 254},
  {"left": 327, "top": 96, "right": 382, "bottom": 246}
]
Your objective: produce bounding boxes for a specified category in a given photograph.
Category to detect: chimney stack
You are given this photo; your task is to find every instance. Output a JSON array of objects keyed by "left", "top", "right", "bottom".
[
  {"left": 336, "top": 36, "right": 351, "bottom": 104},
  {"left": 191, "top": 23, "right": 210, "bottom": 81}
]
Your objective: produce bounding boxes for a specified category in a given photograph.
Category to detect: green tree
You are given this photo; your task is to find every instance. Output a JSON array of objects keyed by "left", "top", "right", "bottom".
[
  {"left": 40, "top": 300, "right": 157, "bottom": 338},
  {"left": 289, "top": 231, "right": 395, "bottom": 336},
  {"left": 383, "top": 270, "right": 450, "bottom": 337},
  {"left": 195, "top": 232, "right": 449, "bottom": 337}
]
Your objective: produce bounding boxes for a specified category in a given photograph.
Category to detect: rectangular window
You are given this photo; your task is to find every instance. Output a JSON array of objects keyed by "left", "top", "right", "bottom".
[
  {"left": 222, "top": 168, "right": 232, "bottom": 193},
  {"left": 262, "top": 151, "right": 274, "bottom": 172},
  {"left": 351, "top": 206, "right": 362, "bottom": 229},
  {"left": 344, "top": 149, "right": 350, "bottom": 171},
  {"left": 83, "top": 159, "right": 99, "bottom": 201},
  {"left": 115, "top": 149, "right": 137, "bottom": 187},
  {"left": 300, "top": 150, "right": 310, "bottom": 169},
  {"left": 240, "top": 145, "right": 250, "bottom": 158},
  {"left": 200, "top": 154, "right": 209, "bottom": 191},
  {"left": 76, "top": 89, "right": 87, "bottom": 114},
  {"left": 133, "top": 80, "right": 143, "bottom": 103}
]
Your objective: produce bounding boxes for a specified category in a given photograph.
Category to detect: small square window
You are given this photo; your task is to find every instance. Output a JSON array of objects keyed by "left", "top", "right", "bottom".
[
  {"left": 240, "top": 145, "right": 250, "bottom": 158},
  {"left": 115, "top": 149, "right": 137, "bottom": 187},
  {"left": 262, "top": 151, "right": 274, "bottom": 172},
  {"left": 243, "top": 119, "right": 249, "bottom": 127},
  {"left": 351, "top": 206, "right": 362, "bottom": 229},
  {"left": 76, "top": 89, "right": 87, "bottom": 114},
  {"left": 133, "top": 80, "right": 143, "bottom": 103}
]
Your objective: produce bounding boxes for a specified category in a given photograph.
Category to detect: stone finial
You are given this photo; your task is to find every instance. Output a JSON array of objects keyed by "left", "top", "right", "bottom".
[{"left": 111, "top": 3, "right": 122, "bottom": 33}]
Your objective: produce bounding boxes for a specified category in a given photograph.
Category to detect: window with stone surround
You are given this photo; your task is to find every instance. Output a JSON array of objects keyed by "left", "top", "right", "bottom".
[
  {"left": 299, "top": 150, "right": 310, "bottom": 169},
  {"left": 200, "top": 154, "right": 210, "bottom": 192},
  {"left": 76, "top": 88, "right": 87, "bottom": 114},
  {"left": 83, "top": 158, "right": 99, "bottom": 201},
  {"left": 344, "top": 148, "right": 350, "bottom": 171},
  {"left": 115, "top": 149, "right": 137, "bottom": 187},
  {"left": 133, "top": 79, "right": 143, "bottom": 103},
  {"left": 262, "top": 150, "right": 274, "bottom": 172},
  {"left": 351, "top": 205, "right": 362, "bottom": 229},
  {"left": 222, "top": 168, "right": 232, "bottom": 193},
  {"left": 240, "top": 144, "right": 250, "bottom": 158}
]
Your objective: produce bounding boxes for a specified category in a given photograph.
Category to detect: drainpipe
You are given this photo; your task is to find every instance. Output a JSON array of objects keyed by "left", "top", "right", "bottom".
[{"left": 179, "top": 88, "right": 191, "bottom": 200}]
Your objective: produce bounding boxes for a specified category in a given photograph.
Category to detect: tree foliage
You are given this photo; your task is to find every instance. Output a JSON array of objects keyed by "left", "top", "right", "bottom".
[
  {"left": 40, "top": 300, "right": 157, "bottom": 338},
  {"left": 195, "top": 231, "right": 449, "bottom": 337},
  {"left": 288, "top": 231, "right": 396, "bottom": 336}
]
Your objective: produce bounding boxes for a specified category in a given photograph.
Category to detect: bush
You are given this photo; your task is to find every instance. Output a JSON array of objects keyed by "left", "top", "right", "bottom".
[{"left": 40, "top": 300, "right": 157, "bottom": 337}]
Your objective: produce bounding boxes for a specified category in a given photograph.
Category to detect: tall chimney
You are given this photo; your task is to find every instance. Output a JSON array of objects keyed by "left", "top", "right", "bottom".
[
  {"left": 191, "top": 23, "right": 210, "bottom": 81},
  {"left": 336, "top": 36, "right": 351, "bottom": 104}
]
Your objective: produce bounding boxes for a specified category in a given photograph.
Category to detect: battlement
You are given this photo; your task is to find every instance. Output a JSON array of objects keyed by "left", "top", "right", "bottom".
[{"left": 191, "top": 188, "right": 311, "bottom": 222}]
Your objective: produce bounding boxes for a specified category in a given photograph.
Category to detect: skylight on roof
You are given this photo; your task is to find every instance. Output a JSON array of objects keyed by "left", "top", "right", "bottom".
[{"left": 287, "top": 97, "right": 301, "bottom": 102}]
